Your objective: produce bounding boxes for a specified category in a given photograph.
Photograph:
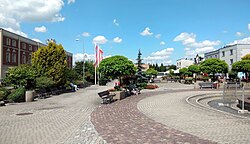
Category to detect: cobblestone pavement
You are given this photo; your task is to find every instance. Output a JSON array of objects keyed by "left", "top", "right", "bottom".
[
  {"left": 91, "top": 83, "right": 217, "bottom": 144},
  {"left": 0, "top": 84, "right": 112, "bottom": 144},
  {"left": 138, "top": 90, "right": 250, "bottom": 144}
]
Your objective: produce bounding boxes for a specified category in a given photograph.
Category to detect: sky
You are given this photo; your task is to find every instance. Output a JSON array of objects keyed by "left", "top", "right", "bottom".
[{"left": 1, "top": 0, "right": 250, "bottom": 65}]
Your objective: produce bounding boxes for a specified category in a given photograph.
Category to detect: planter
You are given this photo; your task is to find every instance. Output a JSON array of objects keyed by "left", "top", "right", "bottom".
[
  {"left": 113, "top": 91, "right": 126, "bottom": 100},
  {"left": 25, "top": 90, "right": 35, "bottom": 102}
]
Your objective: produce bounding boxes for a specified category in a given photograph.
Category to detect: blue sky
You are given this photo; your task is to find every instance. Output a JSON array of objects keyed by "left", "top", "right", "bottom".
[{"left": 1, "top": 0, "right": 250, "bottom": 65}]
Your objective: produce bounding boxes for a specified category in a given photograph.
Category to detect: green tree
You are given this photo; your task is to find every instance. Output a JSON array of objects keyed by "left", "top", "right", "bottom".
[
  {"left": 179, "top": 67, "right": 191, "bottom": 78},
  {"left": 188, "top": 65, "right": 200, "bottom": 75},
  {"left": 232, "top": 60, "right": 250, "bottom": 78},
  {"left": 4, "top": 65, "right": 36, "bottom": 89},
  {"left": 159, "top": 63, "right": 166, "bottom": 72},
  {"left": 99, "top": 55, "right": 136, "bottom": 84},
  {"left": 136, "top": 49, "right": 144, "bottom": 72},
  {"left": 241, "top": 53, "right": 250, "bottom": 60},
  {"left": 168, "top": 64, "right": 177, "bottom": 70},
  {"left": 145, "top": 68, "right": 158, "bottom": 78},
  {"left": 32, "top": 42, "right": 67, "bottom": 86},
  {"left": 73, "top": 61, "right": 95, "bottom": 83},
  {"left": 200, "top": 58, "right": 228, "bottom": 80}
]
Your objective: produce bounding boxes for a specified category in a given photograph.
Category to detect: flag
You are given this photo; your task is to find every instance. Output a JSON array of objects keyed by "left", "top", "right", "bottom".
[{"left": 94, "top": 45, "right": 104, "bottom": 67}]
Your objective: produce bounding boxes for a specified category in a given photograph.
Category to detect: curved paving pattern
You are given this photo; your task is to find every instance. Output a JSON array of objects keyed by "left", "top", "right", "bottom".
[
  {"left": 138, "top": 91, "right": 250, "bottom": 144},
  {"left": 91, "top": 90, "right": 216, "bottom": 144},
  {"left": 0, "top": 85, "right": 109, "bottom": 144}
]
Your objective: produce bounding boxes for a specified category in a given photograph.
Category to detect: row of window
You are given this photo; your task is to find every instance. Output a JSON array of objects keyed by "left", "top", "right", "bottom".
[
  {"left": 222, "top": 49, "right": 233, "bottom": 57},
  {"left": 5, "top": 48, "right": 32, "bottom": 64},
  {"left": 5, "top": 37, "right": 38, "bottom": 51}
]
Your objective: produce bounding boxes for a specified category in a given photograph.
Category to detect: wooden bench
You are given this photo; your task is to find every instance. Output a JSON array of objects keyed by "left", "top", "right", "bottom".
[
  {"left": 167, "top": 79, "right": 177, "bottom": 83},
  {"left": 98, "top": 90, "right": 116, "bottom": 104},
  {"left": 198, "top": 82, "right": 215, "bottom": 89}
]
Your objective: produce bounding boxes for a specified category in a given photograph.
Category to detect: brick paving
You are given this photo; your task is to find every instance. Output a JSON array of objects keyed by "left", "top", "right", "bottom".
[
  {"left": 0, "top": 85, "right": 110, "bottom": 144},
  {"left": 138, "top": 90, "right": 250, "bottom": 144},
  {"left": 91, "top": 90, "right": 216, "bottom": 144}
]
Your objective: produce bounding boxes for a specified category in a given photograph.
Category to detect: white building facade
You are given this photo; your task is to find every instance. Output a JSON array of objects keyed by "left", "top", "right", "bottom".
[
  {"left": 176, "top": 58, "right": 194, "bottom": 69},
  {"left": 204, "top": 44, "right": 250, "bottom": 70}
]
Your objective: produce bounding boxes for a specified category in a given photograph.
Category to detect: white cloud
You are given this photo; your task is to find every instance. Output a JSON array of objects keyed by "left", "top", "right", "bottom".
[
  {"left": 32, "top": 38, "right": 42, "bottom": 43},
  {"left": 248, "top": 23, "right": 250, "bottom": 31},
  {"left": 143, "top": 48, "right": 174, "bottom": 64},
  {"left": 155, "top": 34, "right": 161, "bottom": 39},
  {"left": 113, "top": 19, "right": 119, "bottom": 26},
  {"left": 160, "top": 41, "right": 165, "bottom": 45},
  {"left": 140, "top": 27, "right": 153, "bottom": 36},
  {"left": 152, "top": 48, "right": 174, "bottom": 56},
  {"left": 223, "top": 30, "right": 228, "bottom": 33},
  {"left": 34, "top": 26, "right": 47, "bottom": 33},
  {"left": 188, "top": 40, "right": 221, "bottom": 48},
  {"left": 174, "top": 32, "right": 196, "bottom": 45},
  {"left": 236, "top": 32, "right": 244, "bottom": 37},
  {"left": 92, "top": 35, "right": 108, "bottom": 44},
  {"left": 174, "top": 32, "right": 221, "bottom": 58},
  {"left": 113, "top": 37, "right": 122, "bottom": 43},
  {"left": 3, "top": 27, "right": 28, "bottom": 37},
  {"left": 162, "top": 60, "right": 172, "bottom": 65},
  {"left": 0, "top": 0, "right": 65, "bottom": 36},
  {"left": 227, "top": 37, "right": 250, "bottom": 45},
  {"left": 195, "top": 47, "right": 215, "bottom": 54},
  {"left": 67, "top": 0, "right": 75, "bottom": 4},
  {"left": 73, "top": 53, "right": 95, "bottom": 65},
  {"left": 82, "top": 32, "right": 90, "bottom": 37}
]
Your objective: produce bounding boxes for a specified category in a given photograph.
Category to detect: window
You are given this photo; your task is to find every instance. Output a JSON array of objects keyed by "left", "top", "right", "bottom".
[
  {"left": 22, "top": 43, "right": 26, "bottom": 49},
  {"left": 28, "top": 54, "right": 32, "bottom": 64},
  {"left": 12, "top": 50, "right": 16, "bottom": 63},
  {"left": 6, "top": 38, "right": 11, "bottom": 46},
  {"left": 230, "top": 49, "right": 233, "bottom": 55},
  {"left": 215, "top": 55, "right": 217, "bottom": 58},
  {"left": 230, "top": 59, "right": 233, "bottom": 65},
  {"left": 12, "top": 40, "right": 17, "bottom": 47},
  {"left": 29, "top": 45, "right": 32, "bottom": 51},
  {"left": 222, "top": 51, "right": 225, "bottom": 57},
  {"left": 6, "top": 48, "right": 11, "bottom": 63},
  {"left": 22, "top": 52, "right": 26, "bottom": 64}
]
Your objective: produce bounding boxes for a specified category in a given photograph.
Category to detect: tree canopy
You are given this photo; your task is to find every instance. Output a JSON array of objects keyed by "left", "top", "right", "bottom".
[
  {"left": 99, "top": 55, "right": 136, "bottom": 82},
  {"left": 188, "top": 65, "right": 200, "bottom": 74},
  {"left": 73, "top": 61, "right": 95, "bottom": 83},
  {"left": 232, "top": 60, "right": 250, "bottom": 78},
  {"left": 200, "top": 58, "right": 228, "bottom": 77},
  {"left": 32, "top": 42, "right": 67, "bottom": 86},
  {"left": 179, "top": 67, "right": 191, "bottom": 77},
  {"left": 241, "top": 53, "right": 250, "bottom": 60},
  {"left": 145, "top": 68, "right": 158, "bottom": 77}
]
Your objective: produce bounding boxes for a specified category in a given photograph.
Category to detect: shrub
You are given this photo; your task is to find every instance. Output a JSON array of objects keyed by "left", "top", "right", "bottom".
[
  {"left": 99, "top": 77, "right": 107, "bottom": 86},
  {"left": 0, "top": 87, "right": 11, "bottom": 101},
  {"left": 7, "top": 87, "right": 26, "bottom": 102},
  {"left": 36, "top": 76, "right": 54, "bottom": 89}
]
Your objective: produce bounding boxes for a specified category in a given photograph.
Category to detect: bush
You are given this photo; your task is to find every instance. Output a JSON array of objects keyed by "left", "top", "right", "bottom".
[
  {"left": 7, "top": 87, "right": 26, "bottom": 102},
  {"left": 0, "top": 87, "right": 11, "bottom": 101},
  {"left": 137, "top": 82, "right": 147, "bottom": 89},
  {"left": 36, "top": 76, "right": 54, "bottom": 89},
  {"left": 99, "top": 77, "right": 108, "bottom": 86}
]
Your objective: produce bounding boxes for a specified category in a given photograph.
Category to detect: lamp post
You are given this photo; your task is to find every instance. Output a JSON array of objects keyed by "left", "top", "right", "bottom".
[{"left": 76, "top": 38, "right": 85, "bottom": 83}]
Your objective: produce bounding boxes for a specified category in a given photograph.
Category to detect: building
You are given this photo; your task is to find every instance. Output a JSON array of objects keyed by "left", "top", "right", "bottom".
[
  {"left": 176, "top": 58, "right": 194, "bottom": 69},
  {"left": 0, "top": 28, "right": 73, "bottom": 79},
  {"left": 204, "top": 44, "right": 250, "bottom": 70}
]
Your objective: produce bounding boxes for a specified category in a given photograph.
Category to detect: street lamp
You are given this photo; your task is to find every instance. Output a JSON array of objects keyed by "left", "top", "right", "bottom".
[{"left": 76, "top": 38, "right": 85, "bottom": 83}]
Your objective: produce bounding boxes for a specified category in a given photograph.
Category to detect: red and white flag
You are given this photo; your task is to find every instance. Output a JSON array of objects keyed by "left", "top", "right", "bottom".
[{"left": 94, "top": 45, "right": 103, "bottom": 67}]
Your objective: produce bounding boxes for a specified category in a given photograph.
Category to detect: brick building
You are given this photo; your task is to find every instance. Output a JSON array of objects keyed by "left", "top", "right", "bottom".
[{"left": 0, "top": 28, "right": 73, "bottom": 80}]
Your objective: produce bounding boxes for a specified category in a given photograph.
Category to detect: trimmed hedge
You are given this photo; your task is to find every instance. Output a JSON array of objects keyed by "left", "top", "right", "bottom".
[{"left": 7, "top": 87, "right": 26, "bottom": 102}]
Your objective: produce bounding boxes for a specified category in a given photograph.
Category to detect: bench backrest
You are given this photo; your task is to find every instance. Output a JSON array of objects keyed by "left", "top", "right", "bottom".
[{"left": 98, "top": 90, "right": 110, "bottom": 97}]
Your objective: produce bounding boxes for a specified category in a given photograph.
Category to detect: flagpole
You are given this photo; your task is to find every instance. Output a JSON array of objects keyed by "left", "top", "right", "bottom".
[{"left": 94, "top": 43, "right": 97, "bottom": 85}]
